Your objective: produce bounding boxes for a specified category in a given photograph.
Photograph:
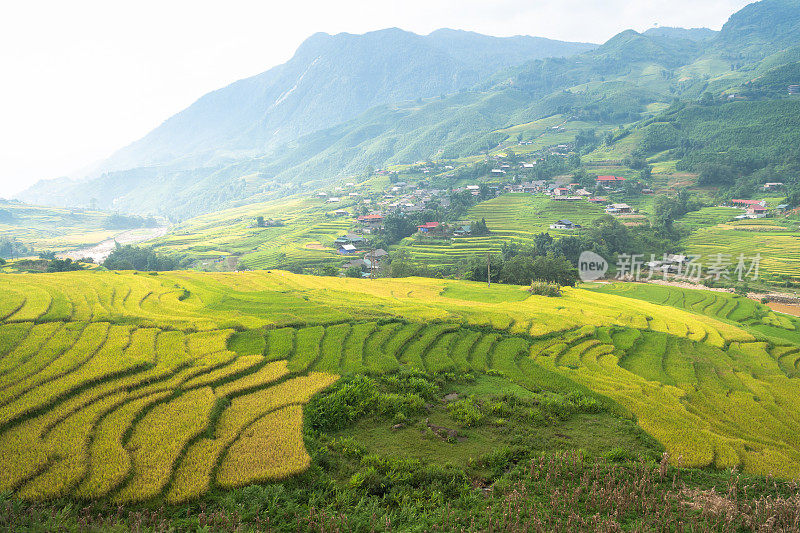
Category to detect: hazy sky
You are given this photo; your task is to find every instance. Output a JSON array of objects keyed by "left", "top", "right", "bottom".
[{"left": 0, "top": 0, "right": 752, "bottom": 198}]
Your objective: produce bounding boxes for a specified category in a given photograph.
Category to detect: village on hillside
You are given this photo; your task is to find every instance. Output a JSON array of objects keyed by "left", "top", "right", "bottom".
[{"left": 300, "top": 152, "right": 793, "bottom": 277}]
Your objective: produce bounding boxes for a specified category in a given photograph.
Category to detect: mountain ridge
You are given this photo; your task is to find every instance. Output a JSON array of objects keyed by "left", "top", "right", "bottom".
[
  {"left": 85, "top": 28, "right": 596, "bottom": 176},
  {"left": 17, "top": 0, "right": 800, "bottom": 217}
]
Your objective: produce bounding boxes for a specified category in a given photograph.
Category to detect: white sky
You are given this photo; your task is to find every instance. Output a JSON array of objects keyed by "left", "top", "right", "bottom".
[{"left": 0, "top": 0, "right": 751, "bottom": 198}]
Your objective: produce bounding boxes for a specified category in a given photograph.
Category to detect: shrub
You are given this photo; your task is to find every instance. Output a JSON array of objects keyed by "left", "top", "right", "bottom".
[
  {"left": 733, "top": 283, "right": 749, "bottom": 296},
  {"left": 447, "top": 397, "right": 484, "bottom": 427},
  {"left": 305, "top": 376, "right": 379, "bottom": 432},
  {"left": 528, "top": 281, "right": 562, "bottom": 297},
  {"left": 604, "top": 447, "right": 630, "bottom": 462}
]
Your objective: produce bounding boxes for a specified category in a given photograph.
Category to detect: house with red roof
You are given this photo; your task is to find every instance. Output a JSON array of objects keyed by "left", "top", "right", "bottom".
[
  {"left": 417, "top": 222, "right": 441, "bottom": 234},
  {"left": 357, "top": 213, "right": 384, "bottom": 229},
  {"left": 731, "top": 199, "right": 766, "bottom": 207},
  {"left": 596, "top": 176, "right": 626, "bottom": 189}
]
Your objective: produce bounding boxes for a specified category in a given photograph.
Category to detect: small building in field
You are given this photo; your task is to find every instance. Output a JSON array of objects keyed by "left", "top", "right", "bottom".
[
  {"left": 553, "top": 187, "right": 570, "bottom": 197},
  {"left": 746, "top": 205, "right": 767, "bottom": 219},
  {"left": 588, "top": 197, "right": 607, "bottom": 204},
  {"left": 343, "top": 258, "right": 370, "bottom": 269},
  {"left": 453, "top": 225, "right": 472, "bottom": 237},
  {"left": 763, "top": 182, "right": 784, "bottom": 190},
  {"left": 417, "top": 222, "right": 441, "bottom": 234},
  {"left": 606, "top": 203, "right": 632, "bottom": 214},
  {"left": 731, "top": 199, "right": 766, "bottom": 208},
  {"left": 326, "top": 197, "right": 341, "bottom": 203},
  {"left": 357, "top": 213, "right": 384, "bottom": 228},
  {"left": 338, "top": 244, "right": 357, "bottom": 255},
  {"left": 596, "top": 176, "right": 626, "bottom": 189},
  {"left": 549, "top": 219, "right": 580, "bottom": 230},
  {"left": 364, "top": 249, "right": 389, "bottom": 264},
  {"left": 334, "top": 234, "right": 367, "bottom": 247}
]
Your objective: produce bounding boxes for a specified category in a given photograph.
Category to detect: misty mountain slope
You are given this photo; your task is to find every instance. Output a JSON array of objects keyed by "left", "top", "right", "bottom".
[
  {"left": 716, "top": 0, "right": 800, "bottom": 58},
  {"left": 95, "top": 28, "right": 596, "bottom": 174},
  {"left": 642, "top": 27, "right": 718, "bottom": 42},
  {"left": 18, "top": 0, "right": 800, "bottom": 218}
]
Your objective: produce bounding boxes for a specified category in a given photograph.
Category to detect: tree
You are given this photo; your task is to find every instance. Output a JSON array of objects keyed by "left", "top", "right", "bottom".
[
  {"left": 382, "top": 213, "right": 417, "bottom": 244},
  {"left": 533, "top": 232, "right": 554, "bottom": 255},
  {"left": 698, "top": 163, "right": 737, "bottom": 186},
  {"left": 256, "top": 216, "right": 265, "bottom": 227},
  {"left": 530, "top": 254, "right": 578, "bottom": 286},
  {"left": 345, "top": 266, "right": 362, "bottom": 278},
  {"left": 501, "top": 255, "right": 536, "bottom": 285},
  {"left": 471, "top": 218, "right": 490, "bottom": 236},
  {"left": 46, "top": 258, "right": 83, "bottom": 273},
  {"left": 103, "top": 244, "right": 183, "bottom": 271},
  {"left": 321, "top": 265, "right": 339, "bottom": 277}
]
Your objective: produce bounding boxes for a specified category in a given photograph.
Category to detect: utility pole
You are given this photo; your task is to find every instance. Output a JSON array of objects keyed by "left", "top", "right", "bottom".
[{"left": 487, "top": 252, "right": 491, "bottom": 288}]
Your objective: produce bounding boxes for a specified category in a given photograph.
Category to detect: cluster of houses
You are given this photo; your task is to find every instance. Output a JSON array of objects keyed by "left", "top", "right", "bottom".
[
  {"left": 416, "top": 221, "right": 474, "bottom": 237},
  {"left": 504, "top": 180, "right": 548, "bottom": 194},
  {"left": 726, "top": 198, "right": 793, "bottom": 219},
  {"left": 729, "top": 199, "right": 769, "bottom": 219},
  {"left": 375, "top": 182, "right": 456, "bottom": 214},
  {"left": 596, "top": 175, "right": 627, "bottom": 190},
  {"left": 490, "top": 160, "right": 539, "bottom": 175},
  {"left": 334, "top": 231, "right": 391, "bottom": 277},
  {"left": 341, "top": 249, "right": 389, "bottom": 278}
]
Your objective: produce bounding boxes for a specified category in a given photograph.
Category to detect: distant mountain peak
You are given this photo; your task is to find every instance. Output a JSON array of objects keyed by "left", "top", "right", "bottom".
[
  {"left": 18, "top": 27, "right": 597, "bottom": 213},
  {"left": 643, "top": 26, "right": 718, "bottom": 42},
  {"left": 719, "top": 0, "right": 800, "bottom": 56}
]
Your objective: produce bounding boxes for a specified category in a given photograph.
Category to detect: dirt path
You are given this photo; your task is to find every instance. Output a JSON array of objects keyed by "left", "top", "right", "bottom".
[{"left": 59, "top": 226, "right": 170, "bottom": 263}]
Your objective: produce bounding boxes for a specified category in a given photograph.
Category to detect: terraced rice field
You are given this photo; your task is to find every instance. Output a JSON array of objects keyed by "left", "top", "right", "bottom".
[
  {"left": 399, "top": 194, "right": 607, "bottom": 266},
  {"left": 675, "top": 206, "right": 740, "bottom": 232},
  {"left": 492, "top": 115, "right": 616, "bottom": 156},
  {"left": 0, "top": 201, "right": 121, "bottom": 253},
  {"left": 681, "top": 217, "right": 800, "bottom": 282},
  {"left": 2, "top": 270, "right": 800, "bottom": 502},
  {"left": 152, "top": 196, "right": 355, "bottom": 270}
]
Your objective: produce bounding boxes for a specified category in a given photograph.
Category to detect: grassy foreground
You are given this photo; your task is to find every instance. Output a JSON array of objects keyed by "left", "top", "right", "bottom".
[{"left": 1, "top": 271, "right": 800, "bottom": 529}]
